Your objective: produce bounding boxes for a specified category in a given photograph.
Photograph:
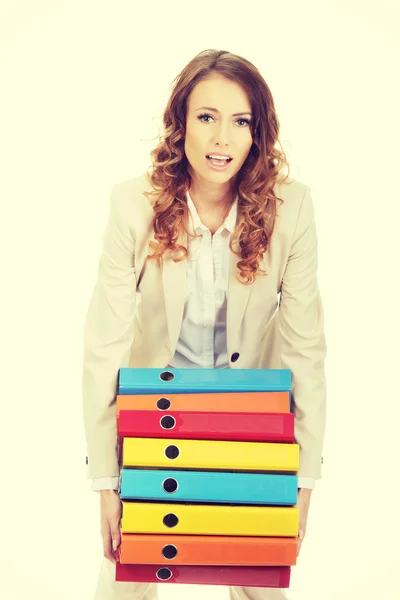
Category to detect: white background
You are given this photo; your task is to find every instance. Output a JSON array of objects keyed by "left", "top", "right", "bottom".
[{"left": 0, "top": 1, "right": 399, "bottom": 599}]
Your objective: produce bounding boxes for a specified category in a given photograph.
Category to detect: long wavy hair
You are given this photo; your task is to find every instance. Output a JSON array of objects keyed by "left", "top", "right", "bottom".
[{"left": 143, "top": 49, "right": 290, "bottom": 284}]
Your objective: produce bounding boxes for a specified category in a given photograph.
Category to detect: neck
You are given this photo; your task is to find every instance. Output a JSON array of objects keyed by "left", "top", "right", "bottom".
[
  {"left": 188, "top": 170, "right": 237, "bottom": 211},
  {"left": 189, "top": 185, "right": 236, "bottom": 213}
]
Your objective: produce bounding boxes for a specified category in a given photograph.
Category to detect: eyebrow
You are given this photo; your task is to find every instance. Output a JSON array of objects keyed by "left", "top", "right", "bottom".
[{"left": 196, "top": 106, "right": 252, "bottom": 117}]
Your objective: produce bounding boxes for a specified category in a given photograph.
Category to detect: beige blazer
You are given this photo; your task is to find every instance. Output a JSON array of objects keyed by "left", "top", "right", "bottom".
[{"left": 82, "top": 173, "right": 327, "bottom": 482}]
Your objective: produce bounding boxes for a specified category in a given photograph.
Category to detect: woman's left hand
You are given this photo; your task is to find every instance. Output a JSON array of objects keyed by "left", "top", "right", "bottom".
[{"left": 296, "top": 488, "right": 312, "bottom": 557}]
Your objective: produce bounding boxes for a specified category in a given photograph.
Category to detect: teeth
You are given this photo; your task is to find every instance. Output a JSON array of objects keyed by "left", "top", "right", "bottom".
[{"left": 208, "top": 155, "right": 231, "bottom": 161}]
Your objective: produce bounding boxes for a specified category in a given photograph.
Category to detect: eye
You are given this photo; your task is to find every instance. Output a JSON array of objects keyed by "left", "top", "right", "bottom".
[
  {"left": 197, "top": 113, "right": 213, "bottom": 123},
  {"left": 197, "top": 113, "right": 251, "bottom": 127},
  {"left": 236, "top": 117, "right": 251, "bottom": 127}
]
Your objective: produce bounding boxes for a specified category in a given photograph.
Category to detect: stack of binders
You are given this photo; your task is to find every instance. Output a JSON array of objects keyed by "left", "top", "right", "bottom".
[{"left": 115, "top": 367, "right": 299, "bottom": 588}]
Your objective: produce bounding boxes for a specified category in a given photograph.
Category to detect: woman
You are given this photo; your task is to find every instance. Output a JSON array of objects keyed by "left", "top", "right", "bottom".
[{"left": 82, "top": 48, "right": 327, "bottom": 600}]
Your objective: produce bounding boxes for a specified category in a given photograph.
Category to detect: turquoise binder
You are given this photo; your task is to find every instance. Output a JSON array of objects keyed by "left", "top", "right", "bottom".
[
  {"left": 119, "top": 468, "right": 298, "bottom": 505},
  {"left": 118, "top": 368, "right": 292, "bottom": 395}
]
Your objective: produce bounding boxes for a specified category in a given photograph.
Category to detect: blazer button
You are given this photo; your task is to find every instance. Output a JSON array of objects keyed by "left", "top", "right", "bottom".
[
  {"left": 231, "top": 352, "right": 240, "bottom": 362},
  {"left": 86, "top": 456, "right": 88, "bottom": 465}
]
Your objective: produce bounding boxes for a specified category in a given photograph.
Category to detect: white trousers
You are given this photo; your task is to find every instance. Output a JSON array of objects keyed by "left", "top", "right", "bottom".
[{"left": 93, "top": 557, "right": 290, "bottom": 600}]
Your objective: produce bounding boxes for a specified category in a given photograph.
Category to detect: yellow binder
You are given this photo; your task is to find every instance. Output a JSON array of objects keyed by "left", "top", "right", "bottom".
[
  {"left": 121, "top": 502, "right": 299, "bottom": 537},
  {"left": 122, "top": 437, "right": 299, "bottom": 472}
]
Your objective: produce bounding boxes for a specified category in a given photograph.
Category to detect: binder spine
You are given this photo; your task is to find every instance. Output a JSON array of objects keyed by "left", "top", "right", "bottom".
[
  {"left": 120, "top": 468, "right": 298, "bottom": 505},
  {"left": 118, "top": 368, "right": 292, "bottom": 394},
  {"left": 115, "top": 562, "right": 291, "bottom": 587},
  {"left": 118, "top": 409, "right": 295, "bottom": 442}
]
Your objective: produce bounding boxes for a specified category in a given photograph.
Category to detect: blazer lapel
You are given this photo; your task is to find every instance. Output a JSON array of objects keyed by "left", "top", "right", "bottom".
[
  {"left": 161, "top": 230, "right": 188, "bottom": 353},
  {"left": 226, "top": 225, "right": 253, "bottom": 355}
]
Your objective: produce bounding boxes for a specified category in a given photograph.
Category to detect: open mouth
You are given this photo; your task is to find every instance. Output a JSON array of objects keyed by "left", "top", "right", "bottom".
[{"left": 206, "top": 155, "right": 233, "bottom": 164}]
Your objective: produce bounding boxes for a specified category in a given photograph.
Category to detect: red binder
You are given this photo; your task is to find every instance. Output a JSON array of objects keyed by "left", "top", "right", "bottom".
[
  {"left": 118, "top": 409, "right": 294, "bottom": 442},
  {"left": 115, "top": 562, "right": 291, "bottom": 587}
]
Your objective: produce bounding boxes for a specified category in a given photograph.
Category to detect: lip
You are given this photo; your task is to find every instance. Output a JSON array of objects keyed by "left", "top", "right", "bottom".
[
  {"left": 205, "top": 156, "right": 233, "bottom": 171},
  {"left": 206, "top": 152, "right": 233, "bottom": 159}
]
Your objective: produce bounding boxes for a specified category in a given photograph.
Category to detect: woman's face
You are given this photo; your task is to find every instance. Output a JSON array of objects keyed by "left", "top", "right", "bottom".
[{"left": 184, "top": 74, "right": 253, "bottom": 188}]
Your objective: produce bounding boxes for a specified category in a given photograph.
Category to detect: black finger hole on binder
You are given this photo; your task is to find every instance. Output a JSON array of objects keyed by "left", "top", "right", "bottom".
[
  {"left": 156, "top": 397, "right": 171, "bottom": 410},
  {"left": 165, "top": 444, "right": 179, "bottom": 459},
  {"left": 163, "top": 513, "right": 179, "bottom": 528},
  {"left": 160, "top": 415, "right": 176, "bottom": 430},
  {"left": 162, "top": 544, "right": 178, "bottom": 559},
  {"left": 162, "top": 477, "right": 178, "bottom": 493},
  {"left": 160, "top": 371, "right": 175, "bottom": 382},
  {"left": 156, "top": 567, "right": 172, "bottom": 580}
]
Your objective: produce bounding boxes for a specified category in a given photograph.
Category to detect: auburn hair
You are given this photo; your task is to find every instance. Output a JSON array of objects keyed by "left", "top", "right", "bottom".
[{"left": 143, "top": 49, "right": 290, "bottom": 284}]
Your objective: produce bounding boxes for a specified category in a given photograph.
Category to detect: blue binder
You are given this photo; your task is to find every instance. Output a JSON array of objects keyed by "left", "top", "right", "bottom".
[
  {"left": 118, "top": 368, "right": 292, "bottom": 395},
  {"left": 119, "top": 469, "right": 298, "bottom": 505}
]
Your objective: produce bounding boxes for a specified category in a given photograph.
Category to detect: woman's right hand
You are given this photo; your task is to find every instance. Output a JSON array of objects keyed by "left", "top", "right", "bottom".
[{"left": 99, "top": 489, "right": 122, "bottom": 563}]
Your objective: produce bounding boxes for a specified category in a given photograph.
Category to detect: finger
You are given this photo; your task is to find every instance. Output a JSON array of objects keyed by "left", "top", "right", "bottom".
[
  {"left": 109, "top": 517, "right": 121, "bottom": 554},
  {"left": 296, "top": 529, "right": 305, "bottom": 557},
  {"left": 101, "top": 521, "right": 116, "bottom": 564}
]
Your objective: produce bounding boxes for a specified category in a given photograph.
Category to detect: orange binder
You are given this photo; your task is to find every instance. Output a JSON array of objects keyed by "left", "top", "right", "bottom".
[
  {"left": 119, "top": 533, "right": 297, "bottom": 566},
  {"left": 116, "top": 391, "right": 290, "bottom": 417}
]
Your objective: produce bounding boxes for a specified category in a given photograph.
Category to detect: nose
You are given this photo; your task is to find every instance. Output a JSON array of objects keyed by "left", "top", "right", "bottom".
[{"left": 212, "top": 121, "right": 232, "bottom": 146}]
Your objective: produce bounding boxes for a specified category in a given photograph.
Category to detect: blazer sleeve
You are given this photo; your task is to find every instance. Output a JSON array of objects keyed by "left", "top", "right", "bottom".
[
  {"left": 279, "top": 185, "right": 327, "bottom": 480},
  {"left": 82, "top": 184, "right": 137, "bottom": 479}
]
